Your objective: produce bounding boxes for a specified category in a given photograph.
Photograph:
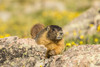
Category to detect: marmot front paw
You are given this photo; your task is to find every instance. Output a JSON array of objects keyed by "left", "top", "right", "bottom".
[{"left": 47, "top": 50, "right": 56, "bottom": 58}]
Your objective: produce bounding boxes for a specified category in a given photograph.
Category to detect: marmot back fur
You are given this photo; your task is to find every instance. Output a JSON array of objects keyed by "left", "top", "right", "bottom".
[{"left": 30, "top": 23, "right": 45, "bottom": 39}]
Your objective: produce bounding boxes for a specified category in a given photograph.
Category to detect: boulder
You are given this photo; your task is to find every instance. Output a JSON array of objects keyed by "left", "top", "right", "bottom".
[
  {"left": 0, "top": 36, "right": 47, "bottom": 67},
  {"left": 63, "top": 1, "right": 100, "bottom": 39},
  {"left": 0, "top": 36, "right": 100, "bottom": 67}
]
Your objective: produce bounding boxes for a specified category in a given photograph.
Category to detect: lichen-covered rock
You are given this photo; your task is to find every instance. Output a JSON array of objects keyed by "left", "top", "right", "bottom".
[
  {"left": 46, "top": 45, "right": 100, "bottom": 67},
  {"left": 0, "top": 36, "right": 47, "bottom": 67},
  {"left": 0, "top": 36, "right": 100, "bottom": 67}
]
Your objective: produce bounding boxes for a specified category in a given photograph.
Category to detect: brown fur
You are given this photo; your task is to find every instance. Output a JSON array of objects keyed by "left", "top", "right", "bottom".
[
  {"left": 30, "top": 23, "right": 45, "bottom": 39},
  {"left": 31, "top": 24, "right": 65, "bottom": 58}
]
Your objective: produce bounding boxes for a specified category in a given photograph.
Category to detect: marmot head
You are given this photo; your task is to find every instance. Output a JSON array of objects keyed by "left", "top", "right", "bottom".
[{"left": 46, "top": 25, "right": 63, "bottom": 41}]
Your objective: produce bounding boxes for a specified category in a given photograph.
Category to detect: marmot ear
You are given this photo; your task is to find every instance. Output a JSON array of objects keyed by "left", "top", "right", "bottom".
[{"left": 47, "top": 26, "right": 50, "bottom": 31}]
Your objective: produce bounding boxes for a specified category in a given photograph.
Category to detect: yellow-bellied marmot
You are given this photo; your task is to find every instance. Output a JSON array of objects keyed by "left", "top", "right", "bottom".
[{"left": 30, "top": 24, "right": 65, "bottom": 58}]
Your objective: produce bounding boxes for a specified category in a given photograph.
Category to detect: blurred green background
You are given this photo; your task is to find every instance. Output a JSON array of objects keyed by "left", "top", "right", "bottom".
[{"left": 0, "top": 0, "right": 95, "bottom": 38}]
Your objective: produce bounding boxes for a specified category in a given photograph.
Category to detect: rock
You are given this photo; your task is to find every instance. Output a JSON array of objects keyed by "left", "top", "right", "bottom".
[
  {"left": 63, "top": 1, "right": 100, "bottom": 39},
  {"left": 0, "top": 36, "right": 47, "bottom": 67},
  {"left": 0, "top": 11, "right": 11, "bottom": 22},
  {"left": 0, "top": 36, "right": 100, "bottom": 67},
  {"left": 46, "top": 45, "right": 100, "bottom": 67},
  {"left": 24, "top": 1, "right": 66, "bottom": 14}
]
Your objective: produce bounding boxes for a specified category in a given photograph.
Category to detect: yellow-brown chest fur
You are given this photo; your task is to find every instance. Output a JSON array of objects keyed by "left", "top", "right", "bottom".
[{"left": 35, "top": 30, "right": 65, "bottom": 54}]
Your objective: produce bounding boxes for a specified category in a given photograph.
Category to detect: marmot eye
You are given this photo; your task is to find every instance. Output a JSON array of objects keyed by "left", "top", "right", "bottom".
[{"left": 52, "top": 28, "right": 55, "bottom": 31}]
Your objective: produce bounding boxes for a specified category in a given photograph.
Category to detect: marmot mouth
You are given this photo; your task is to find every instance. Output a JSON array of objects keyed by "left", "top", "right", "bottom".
[{"left": 56, "top": 37, "right": 62, "bottom": 39}]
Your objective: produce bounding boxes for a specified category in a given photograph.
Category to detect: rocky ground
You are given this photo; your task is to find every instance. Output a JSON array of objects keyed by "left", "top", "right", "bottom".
[
  {"left": 63, "top": 1, "right": 100, "bottom": 39},
  {"left": 0, "top": 36, "right": 100, "bottom": 67}
]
